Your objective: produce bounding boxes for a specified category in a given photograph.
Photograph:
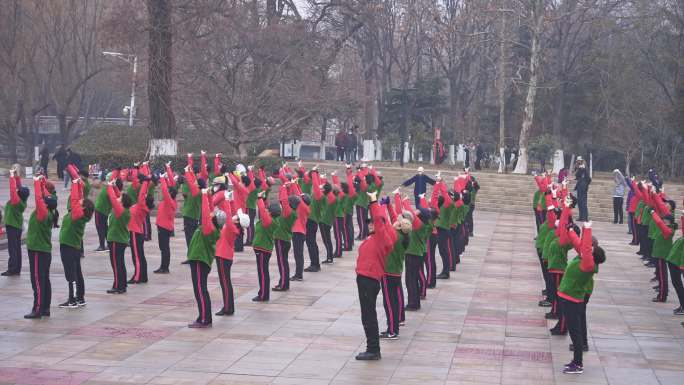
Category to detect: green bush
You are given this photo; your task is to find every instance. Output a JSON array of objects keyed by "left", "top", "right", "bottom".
[{"left": 528, "top": 134, "right": 555, "bottom": 170}]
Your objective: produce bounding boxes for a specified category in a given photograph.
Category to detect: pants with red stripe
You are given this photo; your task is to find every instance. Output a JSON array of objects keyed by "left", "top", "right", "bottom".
[
  {"left": 274, "top": 239, "right": 291, "bottom": 290},
  {"left": 5, "top": 225, "right": 22, "bottom": 273},
  {"left": 157, "top": 226, "right": 173, "bottom": 271},
  {"left": 425, "top": 234, "right": 437, "bottom": 288},
  {"left": 255, "top": 249, "right": 272, "bottom": 300},
  {"left": 344, "top": 214, "right": 354, "bottom": 251},
  {"left": 357, "top": 275, "right": 381, "bottom": 354},
  {"left": 319, "top": 223, "right": 333, "bottom": 262},
  {"left": 405, "top": 254, "right": 423, "bottom": 309},
  {"left": 28, "top": 250, "right": 51, "bottom": 314},
  {"left": 215, "top": 257, "right": 234, "bottom": 314},
  {"left": 437, "top": 228, "right": 453, "bottom": 275},
  {"left": 234, "top": 226, "right": 244, "bottom": 252},
  {"left": 292, "top": 233, "right": 305, "bottom": 278},
  {"left": 144, "top": 213, "right": 152, "bottom": 241},
  {"left": 655, "top": 257, "right": 668, "bottom": 301},
  {"left": 356, "top": 206, "right": 368, "bottom": 240},
  {"left": 94, "top": 211, "right": 108, "bottom": 250},
  {"left": 60, "top": 244, "right": 84, "bottom": 302},
  {"left": 562, "top": 297, "right": 586, "bottom": 365},
  {"left": 668, "top": 261, "right": 684, "bottom": 308},
  {"left": 108, "top": 241, "right": 127, "bottom": 290},
  {"left": 189, "top": 260, "right": 212, "bottom": 324},
  {"left": 129, "top": 232, "right": 147, "bottom": 283},
  {"left": 538, "top": 250, "right": 553, "bottom": 301},
  {"left": 246, "top": 208, "right": 256, "bottom": 245},
  {"left": 333, "top": 217, "right": 344, "bottom": 258},
  {"left": 550, "top": 272, "right": 563, "bottom": 316},
  {"left": 305, "top": 219, "right": 320, "bottom": 267},
  {"left": 381, "top": 274, "right": 404, "bottom": 335}
]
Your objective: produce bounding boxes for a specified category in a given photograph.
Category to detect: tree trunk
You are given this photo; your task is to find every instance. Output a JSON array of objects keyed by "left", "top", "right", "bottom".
[
  {"left": 146, "top": 0, "right": 177, "bottom": 157},
  {"left": 513, "top": 0, "right": 544, "bottom": 174},
  {"left": 448, "top": 75, "right": 459, "bottom": 144},
  {"left": 319, "top": 117, "right": 327, "bottom": 161},
  {"left": 625, "top": 153, "right": 632, "bottom": 177},
  {"left": 497, "top": 9, "right": 507, "bottom": 173},
  {"left": 5, "top": 122, "right": 18, "bottom": 164},
  {"left": 57, "top": 113, "right": 69, "bottom": 146},
  {"left": 238, "top": 142, "right": 249, "bottom": 158},
  {"left": 551, "top": 81, "right": 566, "bottom": 173}
]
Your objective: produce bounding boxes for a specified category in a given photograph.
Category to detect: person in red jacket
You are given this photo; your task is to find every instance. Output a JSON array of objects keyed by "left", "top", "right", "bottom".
[
  {"left": 291, "top": 191, "right": 311, "bottom": 281},
  {"left": 127, "top": 177, "right": 152, "bottom": 284},
  {"left": 355, "top": 191, "right": 395, "bottom": 361},
  {"left": 213, "top": 190, "right": 250, "bottom": 316},
  {"left": 154, "top": 163, "right": 177, "bottom": 274}
]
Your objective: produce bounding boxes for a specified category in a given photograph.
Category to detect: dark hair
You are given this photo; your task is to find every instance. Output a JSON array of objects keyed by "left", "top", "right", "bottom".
[
  {"left": 593, "top": 246, "right": 606, "bottom": 265},
  {"left": 44, "top": 196, "right": 57, "bottom": 210},
  {"left": 365, "top": 174, "right": 373, "bottom": 184},
  {"left": 268, "top": 202, "right": 282, "bottom": 218},
  {"left": 83, "top": 199, "right": 95, "bottom": 219},
  {"left": 666, "top": 200, "right": 676, "bottom": 212},
  {"left": 121, "top": 193, "right": 133, "bottom": 209},
  {"left": 288, "top": 195, "right": 301, "bottom": 210},
  {"left": 241, "top": 175, "right": 251, "bottom": 187},
  {"left": 168, "top": 186, "right": 178, "bottom": 200},
  {"left": 301, "top": 193, "right": 311, "bottom": 205},
  {"left": 323, "top": 183, "right": 332, "bottom": 195},
  {"left": 437, "top": 195, "right": 445, "bottom": 207},
  {"left": 18, "top": 186, "right": 30, "bottom": 201},
  {"left": 193, "top": 165, "right": 200, "bottom": 174},
  {"left": 115, "top": 179, "right": 124, "bottom": 191},
  {"left": 197, "top": 178, "right": 207, "bottom": 190},
  {"left": 340, "top": 182, "right": 349, "bottom": 194},
  {"left": 79, "top": 169, "right": 89, "bottom": 178}
]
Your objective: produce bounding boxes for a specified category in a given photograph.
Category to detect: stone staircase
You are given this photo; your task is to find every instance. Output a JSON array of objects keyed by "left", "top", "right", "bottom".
[{"left": 296, "top": 161, "right": 684, "bottom": 223}]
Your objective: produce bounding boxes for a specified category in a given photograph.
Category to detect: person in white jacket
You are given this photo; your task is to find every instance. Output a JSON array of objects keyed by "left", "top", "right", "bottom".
[{"left": 612, "top": 169, "right": 626, "bottom": 224}]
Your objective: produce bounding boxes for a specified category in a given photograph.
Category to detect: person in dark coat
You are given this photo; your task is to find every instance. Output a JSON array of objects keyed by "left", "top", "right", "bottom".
[
  {"left": 52, "top": 146, "right": 68, "bottom": 180},
  {"left": 335, "top": 131, "right": 346, "bottom": 162},
  {"left": 346, "top": 128, "right": 358, "bottom": 163},
  {"left": 39, "top": 144, "right": 50, "bottom": 177},
  {"left": 475, "top": 143, "right": 483, "bottom": 170},
  {"left": 574, "top": 157, "right": 591, "bottom": 221},
  {"left": 402, "top": 167, "right": 436, "bottom": 207}
]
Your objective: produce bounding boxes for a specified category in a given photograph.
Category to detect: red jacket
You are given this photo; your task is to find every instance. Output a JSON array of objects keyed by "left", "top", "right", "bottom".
[
  {"left": 216, "top": 199, "right": 240, "bottom": 260},
  {"left": 128, "top": 181, "right": 150, "bottom": 234},
  {"left": 355, "top": 201, "right": 396, "bottom": 281},
  {"left": 156, "top": 178, "right": 177, "bottom": 232},
  {"left": 293, "top": 201, "right": 310, "bottom": 234}
]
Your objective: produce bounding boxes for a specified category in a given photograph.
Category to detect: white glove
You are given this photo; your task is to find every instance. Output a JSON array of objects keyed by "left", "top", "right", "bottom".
[
  {"left": 331, "top": 171, "right": 337, "bottom": 176},
  {"left": 392, "top": 188, "right": 400, "bottom": 195},
  {"left": 200, "top": 150, "right": 206, "bottom": 155},
  {"left": 187, "top": 153, "right": 193, "bottom": 158},
  {"left": 165, "top": 161, "right": 172, "bottom": 167},
  {"left": 72, "top": 179, "right": 79, "bottom": 184},
  {"left": 584, "top": 221, "right": 592, "bottom": 228},
  {"left": 297, "top": 160, "right": 303, "bottom": 168},
  {"left": 201, "top": 188, "right": 210, "bottom": 194},
  {"left": 346, "top": 163, "right": 352, "bottom": 169}
]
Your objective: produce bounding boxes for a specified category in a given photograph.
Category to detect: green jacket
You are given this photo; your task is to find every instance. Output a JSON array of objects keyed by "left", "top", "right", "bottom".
[
  {"left": 26, "top": 210, "right": 54, "bottom": 253},
  {"left": 3, "top": 199, "right": 26, "bottom": 230},
  {"left": 406, "top": 222, "right": 433, "bottom": 256},
  {"left": 187, "top": 228, "right": 220, "bottom": 267},
  {"left": 385, "top": 230, "right": 407, "bottom": 275}
]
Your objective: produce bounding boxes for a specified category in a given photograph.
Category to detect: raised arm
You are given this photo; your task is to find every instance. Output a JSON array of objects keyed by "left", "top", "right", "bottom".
[
  {"left": 164, "top": 163, "right": 176, "bottom": 187},
  {"left": 137, "top": 180, "right": 150, "bottom": 205},
  {"left": 8, "top": 172, "right": 19, "bottom": 205},
  {"left": 402, "top": 175, "right": 417, "bottom": 187},
  {"left": 185, "top": 168, "right": 200, "bottom": 197},
  {"left": 70, "top": 179, "right": 85, "bottom": 220},
  {"left": 34, "top": 178, "right": 48, "bottom": 222},
  {"left": 214, "top": 153, "right": 222, "bottom": 177},
  {"left": 651, "top": 211, "right": 674, "bottom": 240},
  {"left": 312, "top": 171, "right": 322, "bottom": 200},
  {"left": 257, "top": 195, "right": 272, "bottom": 228},
  {"left": 201, "top": 191, "right": 216, "bottom": 235},
  {"left": 578, "top": 224, "right": 595, "bottom": 273},
  {"left": 160, "top": 178, "right": 173, "bottom": 204},
  {"left": 280, "top": 185, "right": 292, "bottom": 218},
  {"left": 199, "top": 151, "right": 209, "bottom": 180},
  {"left": 107, "top": 184, "right": 125, "bottom": 218}
]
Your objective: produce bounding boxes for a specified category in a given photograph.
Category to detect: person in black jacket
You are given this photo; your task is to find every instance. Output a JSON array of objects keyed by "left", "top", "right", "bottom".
[
  {"left": 52, "top": 146, "right": 68, "bottom": 181},
  {"left": 574, "top": 158, "right": 591, "bottom": 221},
  {"left": 346, "top": 128, "right": 358, "bottom": 164},
  {"left": 402, "top": 167, "right": 436, "bottom": 207}
]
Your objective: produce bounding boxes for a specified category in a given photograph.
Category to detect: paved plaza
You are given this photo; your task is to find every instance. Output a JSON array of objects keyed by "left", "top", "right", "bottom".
[{"left": 1, "top": 186, "right": 683, "bottom": 385}]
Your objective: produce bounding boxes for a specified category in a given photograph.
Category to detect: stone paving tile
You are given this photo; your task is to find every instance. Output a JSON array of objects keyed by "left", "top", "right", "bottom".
[{"left": 2, "top": 182, "right": 684, "bottom": 385}]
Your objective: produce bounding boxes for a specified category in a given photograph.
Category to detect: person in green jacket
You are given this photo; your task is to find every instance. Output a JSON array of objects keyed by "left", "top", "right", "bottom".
[
  {"left": 58, "top": 176, "right": 94, "bottom": 308},
  {"left": 24, "top": 176, "right": 57, "bottom": 319},
  {"left": 651, "top": 207, "right": 676, "bottom": 303},
  {"left": 105, "top": 180, "right": 133, "bottom": 294},
  {"left": 380, "top": 201, "right": 412, "bottom": 340},
  {"left": 2, "top": 167, "right": 29, "bottom": 276},
  {"left": 93, "top": 170, "right": 119, "bottom": 252},
  {"left": 186, "top": 190, "right": 222, "bottom": 328},
  {"left": 252, "top": 190, "right": 280, "bottom": 302},
  {"left": 403, "top": 194, "right": 436, "bottom": 311},
  {"left": 665, "top": 212, "right": 684, "bottom": 315},
  {"left": 272, "top": 185, "right": 298, "bottom": 292}
]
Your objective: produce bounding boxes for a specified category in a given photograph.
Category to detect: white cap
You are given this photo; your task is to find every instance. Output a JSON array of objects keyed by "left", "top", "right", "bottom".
[{"left": 236, "top": 209, "right": 250, "bottom": 229}]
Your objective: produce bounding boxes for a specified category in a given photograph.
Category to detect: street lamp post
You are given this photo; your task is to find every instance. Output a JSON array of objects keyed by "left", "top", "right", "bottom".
[{"left": 102, "top": 51, "right": 137, "bottom": 127}]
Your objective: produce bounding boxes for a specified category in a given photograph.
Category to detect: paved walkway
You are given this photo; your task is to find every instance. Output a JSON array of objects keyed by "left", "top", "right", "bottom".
[{"left": 0, "top": 187, "right": 683, "bottom": 384}]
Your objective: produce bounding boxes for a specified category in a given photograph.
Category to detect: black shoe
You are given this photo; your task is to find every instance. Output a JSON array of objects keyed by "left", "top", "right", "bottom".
[
  {"left": 379, "top": 331, "right": 398, "bottom": 339},
  {"left": 541, "top": 289, "right": 547, "bottom": 296},
  {"left": 629, "top": 242, "right": 638, "bottom": 245},
  {"left": 272, "top": 286, "right": 288, "bottom": 292},
  {"left": 645, "top": 262, "right": 656, "bottom": 268},
  {"left": 321, "top": 259, "right": 334, "bottom": 264},
  {"left": 127, "top": 279, "right": 138, "bottom": 284},
  {"left": 95, "top": 246, "right": 107, "bottom": 252},
  {"left": 76, "top": 299, "right": 86, "bottom": 307},
  {"left": 355, "top": 351, "right": 381, "bottom": 360},
  {"left": 652, "top": 297, "right": 666, "bottom": 302},
  {"left": 1, "top": 271, "right": 19, "bottom": 276},
  {"left": 538, "top": 300, "right": 552, "bottom": 307},
  {"left": 187, "top": 321, "right": 212, "bottom": 328},
  {"left": 405, "top": 306, "right": 420, "bottom": 311},
  {"left": 59, "top": 300, "right": 78, "bottom": 309},
  {"left": 436, "top": 272, "right": 449, "bottom": 279},
  {"left": 652, "top": 285, "right": 660, "bottom": 290},
  {"left": 636, "top": 251, "right": 644, "bottom": 255},
  {"left": 154, "top": 268, "right": 169, "bottom": 274},
  {"left": 24, "top": 311, "right": 41, "bottom": 319},
  {"left": 41, "top": 311, "right": 50, "bottom": 317},
  {"left": 107, "top": 288, "right": 125, "bottom": 294},
  {"left": 545, "top": 312, "right": 559, "bottom": 320},
  {"left": 290, "top": 275, "right": 303, "bottom": 281},
  {"left": 252, "top": 296, "right": 268, "bottom": 302},
  {"left": 215, "top": 309, "right": 234, "bottom": 316},
  {"left": 427, "top": 284, "right": 436, "bottom": 289},
  {"left": 550, "top": 328, "right": 567, "bottom": 336},
  {"left": 650, "top": 277, "right": 658, "bottom": 283},
  {"left": 181, "top": 260, "right": 190, "bottom": 265},
  {"left": 568, "top": 344, "right": 589, "bottom": 352},
  {"left": 304, "top": 265, "right": 320, "bottom": 272}
]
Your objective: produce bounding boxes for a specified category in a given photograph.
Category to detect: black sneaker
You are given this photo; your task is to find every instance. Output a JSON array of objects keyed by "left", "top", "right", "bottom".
[
  {"left": 538, "top": 300, "right": 552, "bottom": 307},
  {"left": 187, "top": 321, "right": 212, "bottom": 328},
  {"left": 272, "top": 286, "right": 288, "bottom": 292},
  {"left": 154, "top": 268, "right": 169, "bottom": 274},
  {"left": 645, "top": 262, "right": 656, "bottom": 268},
  {"left": 181, "top": 260, "right": 190, "bottom": 265},
  {"left": 59, "top": 300, "right": 78, "bottom": 309},
  {"left": 541, "top": 289, "right": 547, "bottom": 296},
  {"left": 436, "top": 272, "right": 449, "bottom": 279},
  {"left": 379, "top": 331, "right": 398, "bottom": 339},
  {"left": 95, "top": 246, "right": 108, "bottom": 252},
  {"left": 290, "top": 275, "right": 303, "bottom": 281},
  {"left": 355, "top": 351, "right": 381, "bottom": 360},
  {"left": 321, "top": 259, "right": 334, "bottom": 264},
  {"left": 76, "top": 299, "right": 86, "bottom": 307},
  {"left": 562, "top": 362, "right": 583, "bottom": 374},
  {"left": 1, "top": 271, "right": 20, "bottom": 276},
  {"left": 545, "top": 312, "right": 559, "bottom": 320},
  {"left": 673, "top": 307, "right": 684, "bottom": 315},
  {"left": 252, "top": 296, "right": 268, "bottom": 302},
  {"left": 304, "top": 265, "right": 320, "bottom": 272},
  {"left": 215, "top": 309, "right": 234, "bottom": 316},
  {"left": 550, "top": 328, "right": 567, "bottom": 336},
  {"left": 107, "top": 288, "right": 124, "bottom": 294},
  {"left": 652, "top": 297, "right": 666, "bottom": 302},
  {"left": 23, "top": 311, "right": 41, "bottom": 319}
]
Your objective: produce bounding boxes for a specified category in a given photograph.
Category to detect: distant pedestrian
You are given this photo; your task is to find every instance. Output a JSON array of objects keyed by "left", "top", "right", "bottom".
[
  {"left": 612, "top": 169, "right": 625, "bottom": 224},
  {"left": 574, "top": 157, "right": 591, "bottom": 221},
  {"left": 346, "top": 127, "right": 358, "bottom": 163},
  {"left": 558, "top": 166, "right": 568, "bottom": 184},
  {"left": 52, "top": 146, "right": 68, "bottom": 181},
  {"left": 335, "top": 131, "right": 346, "bottom": 162},
  {"left": 39, "top": 144, "right": 50, "bottom": 177}
]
